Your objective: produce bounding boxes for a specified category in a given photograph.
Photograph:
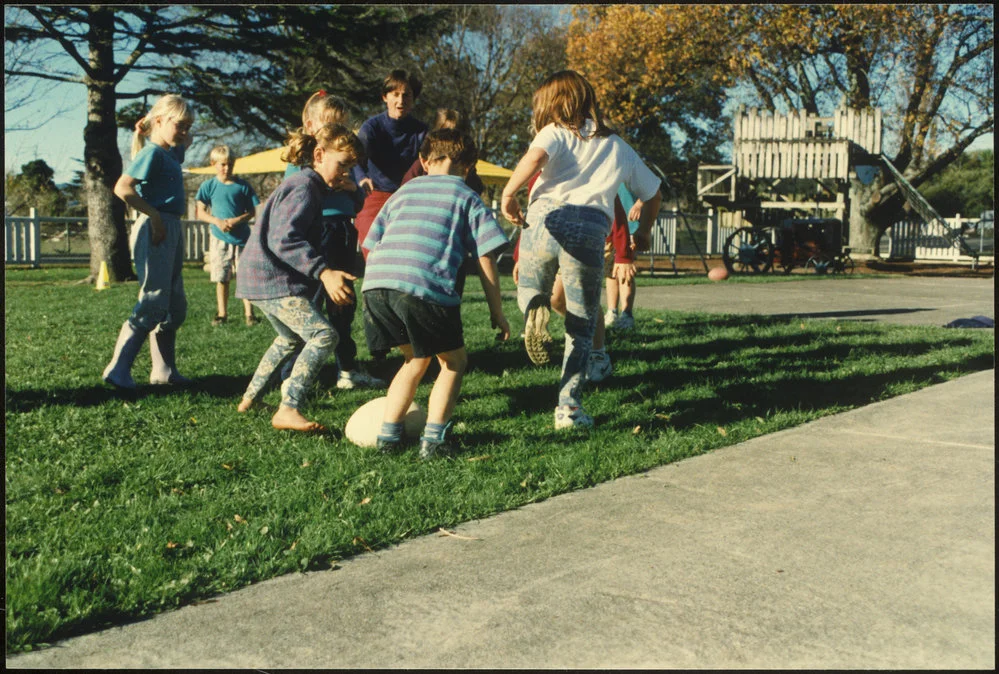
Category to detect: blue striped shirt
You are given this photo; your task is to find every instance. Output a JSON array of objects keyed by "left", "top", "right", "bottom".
[{"left": 362, "top": 175, "right": 509, "bottom": 307}]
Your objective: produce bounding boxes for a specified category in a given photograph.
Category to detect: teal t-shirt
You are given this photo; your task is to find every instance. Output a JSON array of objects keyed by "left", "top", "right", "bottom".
[
  {"left": 125, "top": 144, "right": 186, "bottom": 215},
  {"left": 195, "top": 177, "right": 260, "bottom": 245},
  {"left": 284, "top": 164, "right": 361, "bottom": 217}
]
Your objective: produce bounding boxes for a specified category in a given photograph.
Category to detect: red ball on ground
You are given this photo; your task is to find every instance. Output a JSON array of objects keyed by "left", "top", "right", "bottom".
[{"left": 707, "top": 267, "right": 729, "bottom": 281}]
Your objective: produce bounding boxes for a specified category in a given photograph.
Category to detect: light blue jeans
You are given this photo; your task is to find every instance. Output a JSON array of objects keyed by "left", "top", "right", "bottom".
[
  {"left": 128, "top": 213, "right": 187, "bottom": 332},
  {"left": 517, "top": 197, "right": 610, "bottom": 408},
  {"left": 243, "top": 296, "right": 337, "bottom": 409}
]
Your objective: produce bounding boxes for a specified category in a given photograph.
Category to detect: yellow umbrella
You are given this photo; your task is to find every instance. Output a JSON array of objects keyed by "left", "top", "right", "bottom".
[{"left": 187, "top": 147, "right": 513, "bottom": 186}]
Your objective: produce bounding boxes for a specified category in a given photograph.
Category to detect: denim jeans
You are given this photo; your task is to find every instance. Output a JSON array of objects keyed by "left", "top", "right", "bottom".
[
  {"left": 243, "top": 296, "right": 337, "bottom": 409},
  {"left": 128, "top": 213, "right": 187, "bottom": 332},
  {"left": 516, "top": 197, "right": 610, "bottom": 408}
]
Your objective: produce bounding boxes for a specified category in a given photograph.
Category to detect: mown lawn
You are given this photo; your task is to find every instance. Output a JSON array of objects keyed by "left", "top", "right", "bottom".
[{"left": 5, "top": 267, "right": 994, "bottom": 651}]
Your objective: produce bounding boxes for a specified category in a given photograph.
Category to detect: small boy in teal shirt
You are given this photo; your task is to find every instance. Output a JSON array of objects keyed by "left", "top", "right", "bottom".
[{"left": 195, "top": 145, "right": 261, "bottom": 326}]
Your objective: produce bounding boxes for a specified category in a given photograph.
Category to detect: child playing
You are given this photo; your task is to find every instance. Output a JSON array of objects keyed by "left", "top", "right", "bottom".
[
  {"left": 501, "top": 70, "right": 662, "bottom": 429},
  {"left": 400, "top": 108, "right": 485, "bottom": 194},
  {"left": 361, "top": 129, "right": 511, "bottom": 459},
  {"left": 279, "top": 90, "right": 385, "bottom": 390},
  {"left": 604, "top": 186, "right": 643, "bottom": 331},
  {"left": 512, "top": 181, "right": 630, "bottom": 384},
  {"left": 235, "top": 124, "right": 361, "bottom": 432},
  {"left": 351, "top": 69, "right": 428, "bottom": 261},
  {"left": 195, "top": 145, "right": 261, "bottom": 327},
  {"left": 104, "top": 94, "right": 195, "bottom": 390}
]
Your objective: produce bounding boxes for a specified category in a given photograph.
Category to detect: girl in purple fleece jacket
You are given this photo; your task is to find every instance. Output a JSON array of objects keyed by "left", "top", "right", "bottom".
[{"left": 235, "top": 124, "right": 361, "bottom": 432}]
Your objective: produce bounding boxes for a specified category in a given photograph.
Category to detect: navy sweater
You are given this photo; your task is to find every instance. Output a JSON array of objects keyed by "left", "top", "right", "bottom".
[{"left": 350, "top": 111, "right": 428, "bottom": 193}]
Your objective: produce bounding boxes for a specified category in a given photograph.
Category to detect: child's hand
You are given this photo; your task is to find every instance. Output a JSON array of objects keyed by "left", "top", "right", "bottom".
[
  {"left": 149, "top": 212, "right": 166, "bottom": 245},
  {"left": 491, "top": 312, "right": 511, "bottom": 341},
  {"left": 628, "top": 199, "right": 644, "bottom": 222},
  {"left": 320, "top": 269, "right": 357, "bottom": 306},
  {"left": 613, "top": 262, "right": 637, "bottom": 283},
  {"left": 358, "top": 177, "right": 374, "bottom": 195},
  {"left": 500, "top": 194, "right": 526, "bottom": 227}
]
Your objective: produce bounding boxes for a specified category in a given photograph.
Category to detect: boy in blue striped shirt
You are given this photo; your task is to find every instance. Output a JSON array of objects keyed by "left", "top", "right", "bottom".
[{"left": 361, "top": 129, "right": 511, "bottom": 459}]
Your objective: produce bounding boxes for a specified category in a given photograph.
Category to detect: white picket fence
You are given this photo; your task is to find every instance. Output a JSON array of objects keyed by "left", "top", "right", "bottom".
[
  {"left": 5, "top": 208, "right": 212, "bottom": 267},
  {"left": 7, "top": 208, "right": 991, "bottom": 268}
]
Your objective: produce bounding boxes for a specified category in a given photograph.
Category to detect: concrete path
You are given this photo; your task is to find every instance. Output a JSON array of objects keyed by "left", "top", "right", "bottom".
[
  {"left": 8, "top": 277, "right": 995, "bottom": 669},
  {"left": 634, "top": 275, "right": 994, "bottom": 327}
]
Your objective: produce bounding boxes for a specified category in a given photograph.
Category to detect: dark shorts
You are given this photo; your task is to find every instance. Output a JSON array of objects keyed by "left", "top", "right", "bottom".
[{"left": 363, "top": 289, "right": 464, "bottom": 358}]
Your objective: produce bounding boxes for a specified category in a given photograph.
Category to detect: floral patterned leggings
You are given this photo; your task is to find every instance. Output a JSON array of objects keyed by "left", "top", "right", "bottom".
[{"left": 243, "top": 296, "right": 337, "bottom": 409}]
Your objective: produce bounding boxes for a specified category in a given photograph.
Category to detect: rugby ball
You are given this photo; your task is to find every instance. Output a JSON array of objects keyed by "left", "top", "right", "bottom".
[
  {"left": 707, "top": 266, "right": 729, "bottom": 281},
  {"left": 344, "top": 396, "right": 426, "bottom": 447}
]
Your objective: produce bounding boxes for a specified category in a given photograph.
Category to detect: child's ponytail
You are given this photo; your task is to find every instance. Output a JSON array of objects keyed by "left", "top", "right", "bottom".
[
  {"left": 130, "top": 94, "right": 194, "bottom": 159},
  {"left": 282, "top": 124, "right": 363, "bottom": 168},
  {"left": 131, "top": 117, "right": 153, "bottom": 159}
]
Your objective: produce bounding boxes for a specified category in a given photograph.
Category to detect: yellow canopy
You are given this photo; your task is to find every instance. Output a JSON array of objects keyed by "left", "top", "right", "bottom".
[{"left": 187, "top": 146, "right": 513, "bottom": 187}]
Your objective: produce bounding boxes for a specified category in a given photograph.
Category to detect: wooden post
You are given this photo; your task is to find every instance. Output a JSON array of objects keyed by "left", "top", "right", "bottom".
[{"left": 29, "top": 207, "right": 41, "bottom": 268}]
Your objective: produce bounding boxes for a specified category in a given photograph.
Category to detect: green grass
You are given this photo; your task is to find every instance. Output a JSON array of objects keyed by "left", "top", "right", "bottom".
[{"left": 5, "top": 267, "right": 994, "bottom": 652}]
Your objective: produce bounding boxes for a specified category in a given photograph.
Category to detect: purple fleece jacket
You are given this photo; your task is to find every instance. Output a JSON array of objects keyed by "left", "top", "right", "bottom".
[{"left": 236, "top": 167, "right": 329, "bottom": 300}]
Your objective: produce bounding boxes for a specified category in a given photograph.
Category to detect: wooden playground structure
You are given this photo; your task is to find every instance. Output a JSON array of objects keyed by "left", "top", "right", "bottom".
[{"left": 697, "top": 106, "right": 981, "bottom": 273}]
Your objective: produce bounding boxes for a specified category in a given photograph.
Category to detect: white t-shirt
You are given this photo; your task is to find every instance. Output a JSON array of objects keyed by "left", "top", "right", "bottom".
[{"left": 528, "top": 120, "right": 661, "bottom": 221}]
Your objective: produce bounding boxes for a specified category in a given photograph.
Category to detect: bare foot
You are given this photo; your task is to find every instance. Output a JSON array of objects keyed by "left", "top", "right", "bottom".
[
  {"left": 271, "top": 404, "right": 325, "bottom": 432},
  {"left": 237, "top": 397, "right": 273, "bottom": 413}
]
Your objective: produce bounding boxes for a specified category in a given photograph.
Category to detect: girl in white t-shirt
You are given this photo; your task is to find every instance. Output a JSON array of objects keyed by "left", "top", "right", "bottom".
[{"left": 501, "top": 70, "right": 662, "bottom": 430}]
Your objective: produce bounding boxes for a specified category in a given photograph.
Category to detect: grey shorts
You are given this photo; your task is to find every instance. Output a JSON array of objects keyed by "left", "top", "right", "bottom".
[{"left": 209, "top": 237, "right": 241, "bottom": 283}]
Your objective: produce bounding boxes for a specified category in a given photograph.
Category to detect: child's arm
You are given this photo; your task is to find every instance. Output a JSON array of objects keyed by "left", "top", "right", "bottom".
[
  {"left": 114, "top": 175, "right": 165, "bottom": 245},
  {"left": 631, "top": 191, "right": 663, "bottom": 252},
  {"left": 500, "top": 147, "right": 548, "bottom": 227},
  {"left": 476, "top": 252, "right": 510, "bottom": 340}
]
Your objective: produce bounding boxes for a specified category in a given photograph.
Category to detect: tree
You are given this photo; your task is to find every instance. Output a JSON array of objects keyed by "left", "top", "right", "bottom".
[
  {"left": 4, "top": 6, "right": 449, "bottom": 282},
  {"left": 406, "top": 5, "right": 569, "bottom": 170},
  {"left": 566, "top": 5, "right": 994, "bottom": 249},
  {"left": 161, "top": 5, "right": 454, "bottom": 152},
  {"left": 4, "top": 159, "right": 67, "bottom": 216},
  {"left": 920, "top": 149, "right": 994, "bottom": 217},
  {"left": 566, "top": 5, "right": 732, "bottom": 206}
]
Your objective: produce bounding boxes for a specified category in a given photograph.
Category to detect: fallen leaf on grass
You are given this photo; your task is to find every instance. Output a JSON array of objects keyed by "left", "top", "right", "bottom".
[
  {"left": 259, "top": 526, "right": 269, "bottom": 535},
  {"left": 467, "top": 455, "right": 492, "bottom": 462},
  {"left": 717, "top": 426, "right": 727, "bottom": 436},
  {"left": 171, "top": 487, "right": 185, "bottom": 495},
  {"left": 352, "top": 536, "right": 373, "bottom": 552},
  {"left": 234, "top": 514, "right": 246, "bottom": 524},
  {"left": 166, "top": 541, "right": 179, "bottom": 549},
  {"left": 633, "top": 425, "right": 642, "bottom": 435},
  {"left": 438, "top": 528, "right": 481, "bottom": 541},
  {"left": 653, "top": 318, "right": 665, "bottom": 323},
  {"left": 301, "top": 460, "right": 311, "bottom": 468},
  {"left": 189, "top": 417, "right": 198, "bottom": 425},
  {"left": 221, "top": 463, "right": 233, "bottom": 470},
  {"left": 655, "top": 413, "right": 672, "bottom": 421},
  {"left": 358, "top": 497, "right": 371, "bottom": 506}
]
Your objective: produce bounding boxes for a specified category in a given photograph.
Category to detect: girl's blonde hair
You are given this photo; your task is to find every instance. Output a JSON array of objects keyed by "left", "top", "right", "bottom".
[
  {"left": 530, "top": 70, "right": 612, "bottom": 140},
  {"left": 282, "top": 124, "right": 363, "bottom": 168},
  {"left": 131, "top": 94, "right": 194, "bottom": 158},
  {"left": 302, "top": 90, "right": 350, "bottom": 128}
]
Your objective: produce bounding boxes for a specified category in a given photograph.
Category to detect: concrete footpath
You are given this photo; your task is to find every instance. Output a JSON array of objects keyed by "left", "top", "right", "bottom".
[{"left": 8, "top": 277, "right": 995, "bottom": 669}]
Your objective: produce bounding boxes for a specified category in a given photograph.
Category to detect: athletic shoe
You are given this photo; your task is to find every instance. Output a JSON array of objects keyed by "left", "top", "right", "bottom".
[
  {"left": 586, "top": 350, "right": 613, "bottom": 383},
  {"left": 336, "top": 370, "right": 387, "bottom": 390},
  {"left": 376, "top": 436, "right": 404, "bottom": 455},
  {"left": 524, "top": 302, "right": 553, "bottom": 366},
  {"left": 604, "top": 309, "right": 619, "bottom": 328},
  {"left": 211, "top": 315, "right": 227, "bottom": 327},
  {"left": 419, "top": 437, "right": 453, "bottom": 460},
  {"left": 554, "top": 405, "right": 594, "bottom": 429},
  {"left": 613, "top": 312, "right": 635, "bottom": 331}
]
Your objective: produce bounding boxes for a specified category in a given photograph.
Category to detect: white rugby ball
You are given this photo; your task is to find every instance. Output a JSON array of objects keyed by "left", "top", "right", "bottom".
[
  {"left": 707, "top": 266, "right": 729, "bottom": 281},
  {"left": 344, "top": 396, "right": 426, "bottom": 447}
]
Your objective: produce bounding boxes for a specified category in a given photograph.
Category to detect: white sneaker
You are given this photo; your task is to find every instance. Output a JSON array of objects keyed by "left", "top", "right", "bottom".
[
  {"left": 336, "top": 370, "right": 387, "bottom": 390},
  {"left": 604, "top": 309, "right": 619, "bottom": 328},
  {"left": 554, "top": 405, "right": 594, "bottom": 429},
  {"left": 613, "top": 312, "right": 635, "bottom": 331},
  {"left": 586, "top": 350, "right": 612, "bottom": 383}
]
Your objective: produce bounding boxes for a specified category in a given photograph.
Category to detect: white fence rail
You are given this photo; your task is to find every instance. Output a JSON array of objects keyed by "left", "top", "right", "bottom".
[
  {"left": 5, "top": 209, "right": 212, "bottom": 267},
  {"left": 8, "top": 210, "right": 992, "bottom": 269}
]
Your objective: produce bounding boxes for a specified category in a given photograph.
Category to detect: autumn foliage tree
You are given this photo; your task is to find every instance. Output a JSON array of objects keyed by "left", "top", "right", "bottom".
[{"left": 567, "top": 4, "right": 994, "bottom": 250}]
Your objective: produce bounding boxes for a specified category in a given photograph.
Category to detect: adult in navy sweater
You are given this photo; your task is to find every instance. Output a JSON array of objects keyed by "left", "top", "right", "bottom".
[{"left": 351, "top": 69, "right": 428, "bottom": 261}]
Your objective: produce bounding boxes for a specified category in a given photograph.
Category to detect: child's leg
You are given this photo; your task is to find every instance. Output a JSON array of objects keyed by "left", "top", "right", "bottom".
[
  {"left": 620, "top": 274, "right": 636, "bottom": 314},
  {"left": 517, "top": 203, "right": 562, "bottom": 365},
  {"left": 606, "top": 276, "right": 620, "bottom": 314},
  {"left": 216, "top": 281, "right": 230, "bottom": 318},
  {"left": 426, "top": 347, "right": 468, "bottom": 426},
  {"left": 242, "top": 298, "right": 256, "bottom": 319},
  {"left": 383, "top": 344, "right": 431, "bottom": 424},
  {"left": 209, "top": 237, "right": 231, "bottom": 323}
]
